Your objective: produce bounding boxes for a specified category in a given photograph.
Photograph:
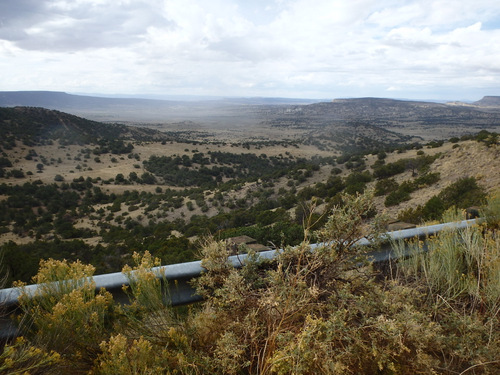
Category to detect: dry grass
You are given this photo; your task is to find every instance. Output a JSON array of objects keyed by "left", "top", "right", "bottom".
[{"left": 2, "top": 139, "right": 333, "bottom": 190}]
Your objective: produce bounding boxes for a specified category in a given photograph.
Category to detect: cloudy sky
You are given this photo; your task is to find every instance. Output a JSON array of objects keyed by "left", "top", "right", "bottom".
[{"left": 1, "top": 0, "right": 499, "bottom": 101}]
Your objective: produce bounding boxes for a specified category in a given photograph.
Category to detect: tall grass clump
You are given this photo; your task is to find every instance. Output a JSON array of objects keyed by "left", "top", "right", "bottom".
[
  {"left": 393, "top": 209, "right": 499, "bottom": 311},
  {"left": 122, "top": 251, "right": 166, "bottom": 312},
  {"left": 392, "top": 201, "right": 500, "bottom": 373},
  {"left": 115, "top": 251, "right": 179, "bottom": 345}
]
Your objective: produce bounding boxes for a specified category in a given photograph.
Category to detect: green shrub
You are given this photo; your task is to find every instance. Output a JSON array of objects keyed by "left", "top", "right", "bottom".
[
  {"left": 414, "top": 172, "right": 440, "bottom": 187},
  {"left": 10, "top": 169, "right": 25, "bottom": 178},
  {"left": 344, "top": 171, "right": 372, "bottom": 195},
  {"left": 373, "top": 159, "right": 406, "bottom": 179},
  {"left": 438, "top": 177, "right": 486, "bottom": 209},
  {"left": 384, "top": 182, "right": 414, "bottom": 206},
  {"left": 0, "top": 156, "right": 12, "bottom": 168},
  {"left": 482, "top": 191, "right": 500, "bottom": 229},
  {"left": 422, "top": 196, "right": 445, "bottom": 220},
  {"left": 374, "top": 178, "right": 398, "bottom": 196}
]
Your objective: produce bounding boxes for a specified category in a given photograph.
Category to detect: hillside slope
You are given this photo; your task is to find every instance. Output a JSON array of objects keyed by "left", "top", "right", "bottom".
[
  {"left": 371, "top": 140, "right": 500, "bottom": 219},
  {"left": 0, "top": 106, "right": 165, "bottom": 149}
]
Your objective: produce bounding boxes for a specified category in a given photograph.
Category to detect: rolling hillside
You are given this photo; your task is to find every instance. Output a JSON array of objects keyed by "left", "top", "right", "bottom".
[
  {"left": 0, "top": 106, "right": 166, "bottom": 149},
  {"left": 0, "top": 106, "right": 497, "bottom": 290}
]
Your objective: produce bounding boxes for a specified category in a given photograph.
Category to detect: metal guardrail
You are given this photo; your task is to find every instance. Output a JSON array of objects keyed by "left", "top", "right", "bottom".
[{"left": 0, "top": 219, "right": 477, "bottom": 339}]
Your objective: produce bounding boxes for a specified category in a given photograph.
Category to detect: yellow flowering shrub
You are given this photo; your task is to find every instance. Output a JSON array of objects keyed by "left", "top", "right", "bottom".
[
  {"left": 15, "top": 259, "right": 114, "bottom": 372},
  {"left": 92, "top": 334, "right": 169, "bottom": 374},
  {"left": 0, "top": 337, "right": 60, "bottom": 374}
]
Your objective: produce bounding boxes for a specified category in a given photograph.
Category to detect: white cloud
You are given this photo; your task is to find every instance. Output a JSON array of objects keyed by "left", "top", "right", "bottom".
[{"left": 1, "top": 0, "right": 500, "bottom": 100}]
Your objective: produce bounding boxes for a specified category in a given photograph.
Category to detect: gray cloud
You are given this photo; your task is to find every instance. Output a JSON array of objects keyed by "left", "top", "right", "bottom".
[
  {"left": 0, "top": 0, "right": 50, "bottom": 41},
  {"left": 0, "top": 0, "right": 173, "bottom": 51},
  {"left": 0, "top": 0, "right": 48, "bottom": 23}
]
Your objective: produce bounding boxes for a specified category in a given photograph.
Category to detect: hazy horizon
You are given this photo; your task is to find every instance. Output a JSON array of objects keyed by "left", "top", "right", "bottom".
[{"left": 1, "top": 89, "right": 485, "bottom": 104}]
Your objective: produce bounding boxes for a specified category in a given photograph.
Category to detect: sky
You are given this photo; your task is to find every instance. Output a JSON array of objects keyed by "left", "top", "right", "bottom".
[{"left": 1, "top": 0, "right": 500, "bottom": 101}]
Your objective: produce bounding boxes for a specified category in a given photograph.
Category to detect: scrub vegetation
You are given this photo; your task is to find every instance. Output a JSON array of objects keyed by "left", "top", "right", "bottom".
[
  {"left": 0, "top": 106, "right": 499, "bottom": 373},
  {"left": 1, "top": 191, "right": 499, "bottom": 374},
  {"left": 0, "top": 108, "right": 498, "bottom": 286}
]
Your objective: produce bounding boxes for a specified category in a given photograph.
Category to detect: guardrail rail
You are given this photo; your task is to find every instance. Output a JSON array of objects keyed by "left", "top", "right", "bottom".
[{"left": 0, "top": 219, "right": 477, "bottom": 340}]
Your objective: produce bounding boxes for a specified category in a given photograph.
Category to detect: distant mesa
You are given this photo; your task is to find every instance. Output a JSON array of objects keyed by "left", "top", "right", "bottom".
[
  {"left": 0, "top": 91, "right": 71, "bottom": 108},
  {"left": 332, "top": 97, "right": 408, "bottom": 104},
  {"left": 0, "top": 90, "right": 168, "bottom": 110},
  {"left": 473, "top": 96, "right": 500, "bottom": 107},
  {"left": 0, "top": 91, "right": 320, "bottom": 110}
]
